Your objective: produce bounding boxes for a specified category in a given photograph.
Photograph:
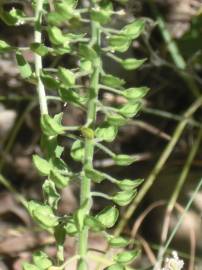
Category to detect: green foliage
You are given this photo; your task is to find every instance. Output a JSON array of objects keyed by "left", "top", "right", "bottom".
[
  {"left": 95, "top": 206, "right": 119, "bottom": 228},
  {"left": 0, "top": 0, "right": 147, "bottom": 268},
  {"left": 16, "top": 52, "right": 32, "bottom": 79},
  {"left": 115, "top": 249, "right": 140, "bottom": 264},
  {"left": 0, "top": 40, "right": 14, "bottom": 53},
  {"left": 112, "top": 190, "right": 137, "bottom": 206},
  {"left": 107, "top": 236, "right": 130, "bottom": 248}
]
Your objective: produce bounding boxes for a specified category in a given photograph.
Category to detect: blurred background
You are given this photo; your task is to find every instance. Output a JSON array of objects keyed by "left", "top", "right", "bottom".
[{"left": 0, "top": 0, "right": 202, "bottom": 269}]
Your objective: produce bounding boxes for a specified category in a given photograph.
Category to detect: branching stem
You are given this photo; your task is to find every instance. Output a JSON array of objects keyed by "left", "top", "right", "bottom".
[{"left": 77, "top": 5, "right": 101, "bottom": 269}]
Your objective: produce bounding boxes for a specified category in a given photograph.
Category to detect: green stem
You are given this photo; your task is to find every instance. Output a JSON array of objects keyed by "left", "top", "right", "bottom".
[
  {"left": 95, "top": 142, "right": 115, "bottom": 157},
  {"left": 114, "top": 96, "right": 202, "bottom": 236},
  {"left": 91, "top": 191, "right": 112, "bottom": 200},
  {"left": 106, "top": 52, "right": 122, "bottom": 63},
  {"left": 99, "top": 84, "right": 124, "bottom": 95},
  {"left": 34, "top": 0, "right": 48, "bottom": 115},
  {"left": 77, "top": 14, "right": 101, "bottom": 270}
]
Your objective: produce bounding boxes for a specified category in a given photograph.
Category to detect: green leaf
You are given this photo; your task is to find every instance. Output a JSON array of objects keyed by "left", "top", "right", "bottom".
[
  {"left": 54, "top": 225, "right": 66, "bottom": 262},
  {"left": 47, "top": 11, "right": 65, "bottom": 26},
  {"left": 54, "top": 224, "right": 66, "bottom": 245},
  {"left": 59, "top": 87, "right": 85, "bottom": 106},
  {"left": 121, "top": 19, "right": 145, "bottom": 39},
  {"left": 101, "top": 74, "right": 125, "bottom": 88},
  {"left": 121, "top": 58, "right": 146, "bottom": 70},
  {"left": 49, "top": 170, "right": 70, "bottom": 189},
  {"left": 119, "top": 103, "right": 141, "bottom": 118},
  {"left": 74, "top": 200, "right": 89, "bottom": 231},
  {"left": 40, "top": 135, "right": 57, "bottom": 158},
  {"left": 80, "top": 59, "right": 93, "bottom": 73},
  {"left": 41, "top": 72, "right": 60, "bottom": 90},
  {"left": 105, "top": 264, "right": 125, "bottom": 270},
  {"left": 33, "top": 251, "right": 52, "bottom": 270},
  {"left": 16, "top": 52, "right": 32, "bottom": 79},
  {"left": 55, "top": 145, "right": 64, "bottom": 158},
  {"left": 0, "top": 40, "right": 13, "bottom": 53},
  {"left": 64, "top": 218, "right": 78, "bottom": 236},
  {"left": 117, "top": 179, "right": 144, "bottom": 191},
  {"left": 85, "top": 215, "right": 104, "bottom": 231},
  {"left": 54, "top": 0, "right": 79, "bottom": 21},
  {"left": 33, "top": 206, "right": 58, "bottom": 228},
  {"left": 23, "top": 263, "right": 39, "bottom": 270},
  {"left": 47, "top": 26, "right": 68, "bottom": 45},
  {"left": 96, "top": 206, "right": 119, "bottom": 228},
  {"left": 33, "top": 155, "right": 51, "bottom": 176},
  {"left": 112, "top": 190, "right": 137, "bottom": 206},
  {"left": 42, "top": 180, "right": 60, "bottom": 210},
  {"left": 41, "top": 114, "right": 65, "bottom": 137},
  {"left": 52, "top": 45, "right": 72, "bottom": 55},
  {"left": 113, "top": 154, "right": 137, "bottom": 166},
  {"left": 71, "top": 140, "right": 85, "bottom": 162},
  {"left": 95, "top": 123, "right": 118, "bottom": 142},
  {"left": 85, "top": 168, "right": 105, "bottom": 183},
  {"left": 0, "top": 8, "right": 25, "bottom": 25},
  {"left": 91, "top": 1, "right": 113, "bottom": 24},
  {"left": 107, "top": 114, "right": 127, "bottom": 126},
  {"left": 30, "top": 43, "right": 49, "bottom": 56},
  {"left": 115, "top": 249, "right": 140, "bottom": 264},
  {"left": 80, "top": 127, "right": 94, "bottom": 139},
  {"left": 50, "top": 156, "right": 68, "bottom": 172},
  {"left": 108, "top": 236, "right": 129, "bottom": 248},
  {"left": 123, "top": 87, "right": 149, "bottom": 100},
  {"left": 109, "top": 35, "right": 131, "bottom": 53},
  {"left": 58, "top": 67, "right": 75, "bottom": 87},
  {"left": 28, "top": 201, "right": 58, "bottom": 228},
  {"left": 79, "top": 44, "right": 98, "bottom": 61}
]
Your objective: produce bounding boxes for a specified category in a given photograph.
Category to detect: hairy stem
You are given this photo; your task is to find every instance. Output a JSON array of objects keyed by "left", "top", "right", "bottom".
[
  {"left": 77, "top": 11, "right": 101, "bottom": 270},
  {"left": 34, "top": 0, "right": 48, "bottom": 115}
]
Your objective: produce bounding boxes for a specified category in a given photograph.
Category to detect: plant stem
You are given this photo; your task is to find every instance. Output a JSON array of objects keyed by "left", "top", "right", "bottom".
[
  {"left": 34, "top": 0, "right": 48, "bottom": 115},
  {"left": 77, "top": 10, "right": 101, "bottom": 270},
  {"left": 95, "top": 142, "right": 115, "bottom": 157},
  {"left": 91, "top": 192, "right": 112, "bottom": 200},
  {"left": 99, "top": 84, "right": 124, "bottom": 95},
  {"left": 114, "top": 96, "right": 202, "bottom": 236}
]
